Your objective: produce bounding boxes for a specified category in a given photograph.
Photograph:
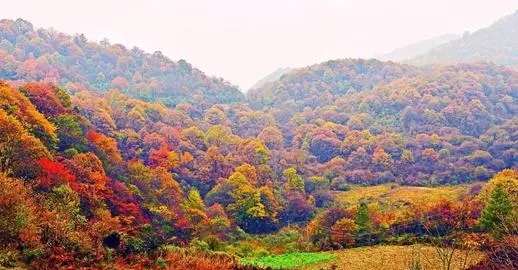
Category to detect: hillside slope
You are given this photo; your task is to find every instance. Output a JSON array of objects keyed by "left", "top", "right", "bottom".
[
  {"left": 247, "top": 58, "right": 419, "bottom": 110},
  {"left": 248, "top": 59, "right": 518, "bottom": 184},
  {"left": 0, "top": 18, "right": 244, "bottom": 108}
]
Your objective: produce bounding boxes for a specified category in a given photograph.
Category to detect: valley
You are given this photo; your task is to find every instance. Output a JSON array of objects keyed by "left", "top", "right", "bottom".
[{"left": 0, "top": 7, "right": 517, "bottom": 270}]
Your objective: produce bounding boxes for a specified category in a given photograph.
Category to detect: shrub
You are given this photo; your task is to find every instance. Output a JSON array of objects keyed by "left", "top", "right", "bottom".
[{"left": 330, "top": 177, "right": 350, "bottom": 191}]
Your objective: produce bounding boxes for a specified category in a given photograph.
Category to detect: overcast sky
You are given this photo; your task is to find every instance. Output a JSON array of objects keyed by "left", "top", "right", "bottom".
[{"left": 1, "top": 0, "right": 517, "bottom": 90}]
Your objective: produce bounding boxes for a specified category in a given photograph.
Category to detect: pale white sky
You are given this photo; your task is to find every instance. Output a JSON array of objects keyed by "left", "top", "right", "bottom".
[{"left": 1, "top": 0, "right": 517, "bottom": 90}]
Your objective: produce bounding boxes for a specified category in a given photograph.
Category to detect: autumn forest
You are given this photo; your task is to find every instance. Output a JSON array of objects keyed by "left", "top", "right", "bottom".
[{"left": 0, "top": 8, "right": 517, "bottom": 270}]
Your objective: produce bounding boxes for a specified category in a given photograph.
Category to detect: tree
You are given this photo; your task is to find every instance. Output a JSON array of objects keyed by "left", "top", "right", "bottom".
[
  {"left": 235, "top": 163, "right": 258, "bottom": 187},
  {"left": 0, "top": 109, "right": 51, "bottom": 178},
  {"left": 0, "top": 81, "right": 58, "bottom": 149},
  {"left": 258, "top": 126, "right": 284, "bottom": 150},
  {"left": 481, "top": 184, "right": 515, "bottom": 239},
  {"left": 110, "top": 76, "right": 129, "bottom": 90},
  {"left": 183, "top": 188, "right": 206, "bottom": 212},
  {"left": 280, "top": 191, "right": 314, "bottom": 225},
  {"left": 372, "top": 146, "right": 393, "bottom": 171},
  {"left": 148, "top": 144, "right": 179, "bottom": 171},
  {"left": 20, "top": 82, "right": 70, "bottom": 117},
  {"left": 307, "top": 208, "right": 353, "bottom": 249},
  {"left": 35, "top": 158, "right": 77, "bottom": 190},
  {"left": 86, "top": 130, "right": 123, "bottom": 175},
  {"left": 203, "top": 106, "right": 229, "bottom": 126},
  {"left": 355, "top": 202, "right": 371, "bottom": 233},
  {"left": 310, "top": 133, "right": 341, "bottom": 163},
  {"left": 305, "top": 176, "right": 330, "bottom": 194},
  {"left": 330, "top": 218, "right": 358, "bottom": 248},
  {"left": 480, "top": 169, "right": 518, "bottom": 206},
  {"left": 206, "top": 125, "right": 232, "bottom": 148},
  {"left": 54, "top": 114, "right": 88, "bottom": 151},
  {"left": 283, "top": 167, "right": 305, "bottom": 193},
  {"left": 181, "top": 188, "right": 208, "bottom": 226}
]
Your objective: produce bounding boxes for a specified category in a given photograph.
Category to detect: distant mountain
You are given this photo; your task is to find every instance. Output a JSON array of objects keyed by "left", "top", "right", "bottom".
[
  {"left": 249, "top": 67, "right": 292, "bottom": 91},
  {"left": 0, "top": 18, "right": 244, "bottom": 108},
  {"left": 409, "top": 10, "right": 518, "bottom": 66},
  {"left": 376, "top": 33, "right": 460, "bottom": 62}
]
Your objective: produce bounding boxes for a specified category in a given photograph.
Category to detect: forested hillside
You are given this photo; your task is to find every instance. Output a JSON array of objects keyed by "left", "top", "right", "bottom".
[
  {"left": 0, "top": 18, "right": 244, "bottom": 108},
  {"left": 409, "top": 10, "right": 518, "bottom": 66},
  {"left": 248, "top": 59, "right": 517, "bottom": 184}
]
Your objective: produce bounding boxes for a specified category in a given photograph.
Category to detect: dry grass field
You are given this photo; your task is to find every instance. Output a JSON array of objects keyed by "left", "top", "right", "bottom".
[
  {"left": 303, "top": 245, "right": 484, "bottom": 270},
  {"left": 333, "top": 183, "right": 478, "bottom": 212}
]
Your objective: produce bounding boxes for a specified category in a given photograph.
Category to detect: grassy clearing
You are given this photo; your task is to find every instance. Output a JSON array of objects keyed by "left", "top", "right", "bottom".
[
  {"left": 333, "top": 183, "right": 477, "bottom": 211},
  {"left": 302, "top": 245, "right": 484, "bottom": 270},
  {"left": 241, "top": 252, "right": 337, "bottom": 269}
]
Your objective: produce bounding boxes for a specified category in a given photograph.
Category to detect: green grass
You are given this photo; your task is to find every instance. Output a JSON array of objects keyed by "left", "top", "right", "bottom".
[{"left": 241, "top": 252, "right": 337, "bottom": 269}]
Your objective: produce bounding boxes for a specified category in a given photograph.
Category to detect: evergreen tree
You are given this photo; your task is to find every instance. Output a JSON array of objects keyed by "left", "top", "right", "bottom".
[
  {"left": 481, "top": 184, "right": 515, "bottom": 239},
  {"left": 183, "top": 188, "right": 206, "bottom": 212},
  {"left": 355, "top": 202, "right": 371, "bottom": 233}
]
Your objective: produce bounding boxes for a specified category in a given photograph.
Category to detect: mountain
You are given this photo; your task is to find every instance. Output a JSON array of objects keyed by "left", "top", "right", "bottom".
[
  {"left": 376, "top": 33, "right": 460, "bottom": 62},
  {"left": 249, "top": 67, "right": 292, "bottom": 91},
  {"left": 0, "top": 18, "right": 244, "bottom": 108},
  {"left": 409, "top": 10, "right": 518, "bottom": 66}
]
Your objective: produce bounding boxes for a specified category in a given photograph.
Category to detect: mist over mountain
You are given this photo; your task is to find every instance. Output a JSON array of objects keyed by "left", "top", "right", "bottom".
[
  {"left": 409, "top": 10, "right": 518, "bottom": 66},
  {"left": 249, "top": 67, "right": 293, "bottom": 91},
  {"left": 376, "top": 33, "right": 460, "bottom": 62}
]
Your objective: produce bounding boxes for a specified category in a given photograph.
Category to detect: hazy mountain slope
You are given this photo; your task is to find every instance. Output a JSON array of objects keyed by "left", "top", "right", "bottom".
[
  {"left": 409, "top": 10, "right": 518, "bottom": 66},
  {"left": 0, "top": 18, "right": 244, "bottom": 108},
  {"left": 249, "top": 67, "right": 293, "bottom": 91},
  {"left": 376, "top": 33, "right": 460, "bottom": 62}
]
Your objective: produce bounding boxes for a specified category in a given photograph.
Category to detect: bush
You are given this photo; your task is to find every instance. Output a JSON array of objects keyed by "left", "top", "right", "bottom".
[
  {"left": 314, "top": 191, "right": 333, "bottom": 208},
  {"left": 252, "top": 248, "right": 270, "bottom": 258},
  {"left": 155, "top": 257, "right": 168, "bottom": 269},
  {"left": 191, "top": 239, "right": 211, "bottom": 253},
  {"left": 331, "top": 177, "right": 350, "bottom": 191},
  {"left": 205, "top": 235, "right": 225, "bottom": 251},
  {"left": 64, "top": 148, "right": 78, "bottom": 158}
]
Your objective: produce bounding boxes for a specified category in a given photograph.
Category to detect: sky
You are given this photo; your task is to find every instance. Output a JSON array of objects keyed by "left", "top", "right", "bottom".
[{"left": 1, "top": 0, "right": 517, "bottom": 90}]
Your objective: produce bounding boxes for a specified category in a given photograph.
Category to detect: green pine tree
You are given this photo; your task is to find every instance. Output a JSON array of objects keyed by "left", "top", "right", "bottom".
[
  {"left": 355, "top": 202, "right": 371, "bottom": 233},
  {"left": 183, "top": 188, "right": 206, "bottom": 212},
  {"left": 480, "top": 184, "right": 514, "bottom": 239}
]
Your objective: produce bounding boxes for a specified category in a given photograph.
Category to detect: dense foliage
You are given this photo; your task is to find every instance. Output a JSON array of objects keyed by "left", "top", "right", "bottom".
[{"left": 249, "top": 59, "right": 517, "bottom": 185}]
